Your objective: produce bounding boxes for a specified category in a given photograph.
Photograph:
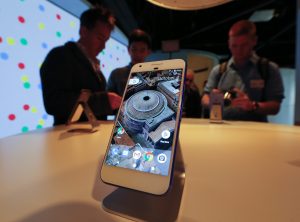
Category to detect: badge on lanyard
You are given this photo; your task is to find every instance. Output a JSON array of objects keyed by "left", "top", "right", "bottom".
[{"left": 250, "top": 79, "right": 265, "bottom": 89}]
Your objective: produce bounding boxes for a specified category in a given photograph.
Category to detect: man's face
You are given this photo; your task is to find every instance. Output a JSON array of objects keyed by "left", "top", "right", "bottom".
[
  {"left": 80, "top": 21, "right": 112, "bottom": 57},
  {"left": 185, "top": 72, "right": 193, "bottom": 89},
  {"left": 228, "top": 35, "right": 256, "bottom": 64},
  {"left": 128, "top": 41, "right": 150, "bottom": 64}
]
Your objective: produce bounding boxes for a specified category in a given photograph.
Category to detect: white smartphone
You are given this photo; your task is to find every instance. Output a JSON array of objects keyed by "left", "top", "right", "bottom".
[{"left": 101, "top": 59, "right": 186, "bottom": 195}]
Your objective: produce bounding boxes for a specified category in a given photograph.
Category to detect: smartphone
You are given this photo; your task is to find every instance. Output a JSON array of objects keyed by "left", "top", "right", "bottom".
[{"left": 101, "top": 59, "right": 186, "bottom": 195}]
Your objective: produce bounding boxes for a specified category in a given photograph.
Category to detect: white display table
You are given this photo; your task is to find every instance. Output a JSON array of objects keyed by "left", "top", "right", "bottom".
[{"left": 1, "top": 119, "right": 300, "bottom": 222}]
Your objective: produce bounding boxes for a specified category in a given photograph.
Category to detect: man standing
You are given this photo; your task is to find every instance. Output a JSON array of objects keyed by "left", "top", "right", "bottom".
[
  {"left": 40, "top": 7, "right": 121, "bottom": 125},
  {"left": 107, "top": 29, "right": 151, "bottom": 96},
  {"left": 202, "top": 20, "right": 284, "bottom": 122}
]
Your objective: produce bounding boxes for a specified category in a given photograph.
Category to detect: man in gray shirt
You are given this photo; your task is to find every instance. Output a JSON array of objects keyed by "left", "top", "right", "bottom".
[{"left": 202, "top": 20, "right": 284, "bottom": 122}]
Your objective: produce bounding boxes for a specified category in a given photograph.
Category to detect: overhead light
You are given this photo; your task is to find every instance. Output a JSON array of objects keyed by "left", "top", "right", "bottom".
[
  {"left": 249, "top": 9, "right": 275, "bottom": 22},
  {"left": 147, "top": 0, "right": 232, "bottom": 11}
]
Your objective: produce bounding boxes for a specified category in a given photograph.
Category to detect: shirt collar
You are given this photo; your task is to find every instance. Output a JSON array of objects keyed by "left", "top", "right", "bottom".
[{"left": 228, "top": 51, "right": 259, "bottom": 69}]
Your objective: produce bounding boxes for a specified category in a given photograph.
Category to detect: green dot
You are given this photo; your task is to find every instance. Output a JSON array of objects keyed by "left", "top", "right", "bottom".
[
  {"left": 22, "top": 126, "right": 29, "bottom": 133},
  {"left": 38, "top": 23, "right": 45, "bottom": 30},
  {"left": 116, "top": 46, "right": 119, "bottom": 50},
  {"left": 7, "top": 37, "right": 15, "bottom": 45},
  {"left": 23, "top": 82, "right": 31, "bottom": 89},
  {"left": 21, "top": 75, "right": 29, "bottom": 82},
  {"left": 101, "top": 51, "right": 105, "bottom": 55},
  {"left": 56, "top": 31, "right": 62, "bottom": 38},
  {"left": 31, "top": 107, "right": 38, "bottom": 113},
  {"left": 36, "top": 125, "right": 43, "bottom": 129},
  {"left": 70, "top": 21, "right": 76, "bottom": 28},
  {"left": 20, "top": 38, "right": 28, "bottom": 45}
]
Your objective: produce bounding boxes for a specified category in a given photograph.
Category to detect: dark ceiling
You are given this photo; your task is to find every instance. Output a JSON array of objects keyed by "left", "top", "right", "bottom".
[{"left": 87, "top": 0, "right": 296, "bottom": 68}]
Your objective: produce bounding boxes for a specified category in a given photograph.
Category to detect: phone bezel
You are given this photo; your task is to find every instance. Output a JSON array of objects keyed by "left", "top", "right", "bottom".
[{"left": 101, "top": 59, "right": 186, "bottom": 195}]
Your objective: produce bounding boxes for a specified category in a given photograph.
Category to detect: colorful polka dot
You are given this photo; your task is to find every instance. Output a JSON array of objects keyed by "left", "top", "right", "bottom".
[
  {"left": 20, "top": 38, "right": 28, "bottom": 45},
  {"left": 37, "top": 83, "right": 42, "bottom": 90},
  {"left": 38, "top": 119, "right": 45, "bottom": 125},
  {"left": 101, "top": 51, "right": 105, "bottom": 55},
  {"left": 38, "top": 5, "right": 45, "bottom": 12},
  {"left": 56, "top": 14, "right": 61, "bottom": 20},
  {"left": 7, "top": 37, "right": 15, "bottom": 45},
  {"left": 70, "top": 21, "right": 76, "bottom": 28},
  {"left": 18, "top": 16, "right": 25, "bottom": 23},
  {"left": 41, "top": 42, "right": 48, "bottom": 49},
  {"left": 31, "top": 107, "right": 37, "bottom": 113},
  {"left": 0, "top": 36, "right": 2, "bottom": 43},
  {"left": 21, "top": 75, "right": 29, "bottom": 82},
  {"left": 38, "top": 23, "right": 45, "bottom": 30},
  {"left": 23, "top": 104, "right": 30, "bottom": 110},
  {"left": 8, "top": 114, "right": 16, "bottom": 121},
  {"left": 102, "top": 64, "right": 105, "bottom": 68},
  {"left": 36, "top": 125, "right": 43, "bottom": 129},
  {"left": 56, "top": 31, "right": 62, "bottom": 38},
  {"left": 22, "top": 126, "right": 29, "bottom": 133},
  {"left": 42, "top": 114, "right": 48, "bottom": 120},
  {"left": 0, "top": 52, "right": 9, "bottom": 60},
  {"left": 23, "top": 82, "right": 31, "bottom": 89},
  {"left": 18, "top": 63, "right": 25, "bottom": 69},
  {"left": 116, "top": 57, "right": 119, "bottom": 61}
]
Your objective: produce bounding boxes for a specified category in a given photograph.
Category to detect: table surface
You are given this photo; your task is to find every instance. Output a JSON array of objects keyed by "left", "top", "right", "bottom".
[{"left": 1, "top": 119, "right": 300, "bottom": 222}]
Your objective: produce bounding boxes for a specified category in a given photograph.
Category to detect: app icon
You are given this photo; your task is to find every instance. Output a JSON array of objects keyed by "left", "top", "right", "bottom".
[
  {"left": 117, "top": 127, "right": 125, "bottom": 135},
  {"left": 122, "top": 150, "right": 129, "bottom": 156},
  {"left": 133, "top": 150, "right": 142, "bottom": 160},
  {"left": 161, "top": 130, "right": 170, "bottom": 139},
  {"left": 157, "top": 153, "right": 167, "bottom": 163},
  {"left": 143, "top": 152, "right": 154, "bottom": 162},
  {"left": 129, "top": 78, "right": 139, "bottom": 85}
]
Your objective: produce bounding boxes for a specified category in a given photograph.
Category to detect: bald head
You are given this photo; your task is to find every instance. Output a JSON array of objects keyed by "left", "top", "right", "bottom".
[{"left": 229, "top": 20, "right": 256, "bottom": 38}]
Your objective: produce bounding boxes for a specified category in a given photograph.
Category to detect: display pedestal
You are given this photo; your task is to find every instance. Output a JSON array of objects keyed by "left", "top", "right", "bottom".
[{"left": 102, "top": 143, "right": 185, "bottom": 222}]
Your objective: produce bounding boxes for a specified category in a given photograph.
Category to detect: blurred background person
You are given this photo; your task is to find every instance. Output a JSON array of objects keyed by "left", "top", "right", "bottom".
[
  {"left": 183, "top": 69, "right": 202, "bottom": 118},
  {"left": 107, "top": 29, "right": 152, "bottom": 96},
  {"left": 202, "top": 20, "right": 284, "bottom": 122},
  {"left": 40, "top": 7, "right": 121, "bottom": 125}
]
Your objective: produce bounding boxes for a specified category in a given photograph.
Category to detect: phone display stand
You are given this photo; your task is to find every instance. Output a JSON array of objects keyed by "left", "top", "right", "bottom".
[
  {"left": 102, "top": 143, "right": 185, "bottom": 222},
  {"left": 66, "top": 89, "right": 99, "bottom": 133}
]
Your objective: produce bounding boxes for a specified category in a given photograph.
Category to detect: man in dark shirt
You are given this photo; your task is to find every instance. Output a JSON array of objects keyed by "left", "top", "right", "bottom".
[
  {"left": 107, "top": 29, "right": 151, "bottom": 96},
  {"left": 40, "top": 7, "right": 121, "bottom": 125}
]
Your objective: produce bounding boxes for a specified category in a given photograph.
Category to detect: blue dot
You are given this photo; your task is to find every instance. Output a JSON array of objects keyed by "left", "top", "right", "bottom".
[
  {"left": 109, "top": 54, "right": 113, "bottom": 58},
  {"left": 39, "top": 4, "right": 45, "bottom": 12},
  {"left": 42, "top": 114, "right": 48, "bottom": 120},
  {"left": 41, "top": 42, "right": 48, "bottom": 49},
  {"left": 70, "top": 37, "right": 75, "bottom": 41},
  {"left": 0, "top": 52, "right": 9, "bottom": 60},
  {"left": 37, "top": 83, "right": 42, "bottom": 89}
]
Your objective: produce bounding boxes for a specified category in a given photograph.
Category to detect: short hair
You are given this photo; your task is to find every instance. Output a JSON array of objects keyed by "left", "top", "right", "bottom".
[
  {"left": 128, "top": 29, "right": 152, "bottom": 49},
  {"left": 80, "top": 7, "right": 115, "bottom": 30},
  {"left": 229, "top": 20, "right": 256, "bottom": 38}
]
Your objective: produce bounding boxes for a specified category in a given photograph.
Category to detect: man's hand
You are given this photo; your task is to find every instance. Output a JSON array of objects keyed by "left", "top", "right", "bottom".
[
  {"left": 230, "top": 88, "right": 253, "bottom": 111},
  {"left": 107, "top": 92, "right": 122, "bottom": 110}
]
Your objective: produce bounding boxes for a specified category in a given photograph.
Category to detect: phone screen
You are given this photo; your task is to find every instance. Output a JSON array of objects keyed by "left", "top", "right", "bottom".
[{"left": 104, "top": 68, "right": 184, "bottom": 176}]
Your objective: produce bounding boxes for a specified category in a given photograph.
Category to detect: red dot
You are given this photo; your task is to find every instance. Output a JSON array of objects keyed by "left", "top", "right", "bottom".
[
  {"left": 0, "top": 36, "right": 2, "bottom": 43},
  {"left": 56, "top": 14, "right": 61, "bottom": 20},
  {"left": 102, "top": 64, "right": 105, "bottom": 68},
  {"left": 23, "top": 104, "right": 30, "bottom": 110},
  {"left": 8, "top": 114, "right": 16, "bottom": 121},
  {"left": 18, "top": 16, "right": 25, "bottom": 23},
  {"left": 18, "top": 63, "right": 25, "bottom": 69}
]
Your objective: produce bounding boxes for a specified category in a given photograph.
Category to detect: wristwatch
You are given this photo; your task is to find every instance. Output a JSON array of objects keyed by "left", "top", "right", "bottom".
[{"left": 252, "top": 101, "right": 259, "bottom": 111}]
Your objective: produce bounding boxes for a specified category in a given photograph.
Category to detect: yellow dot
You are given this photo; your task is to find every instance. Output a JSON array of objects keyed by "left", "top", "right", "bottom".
[
  {"left": 70, "top": 21, "right": 76, "bottom": 28},
  {"left": 7, "top": 37, "right": 15, "bottom": 45},
  {"left": 38, "top": 119, "right": 45, "bottom": 125},
  {"left": 31, "top": 107, "right": 38, "bottom": 113},
  {"left": 21, "top": 75, "right": 29, "bottom": 82},
  {"left": 38, "top": 23, "right": 45, "bottom": 30}
]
